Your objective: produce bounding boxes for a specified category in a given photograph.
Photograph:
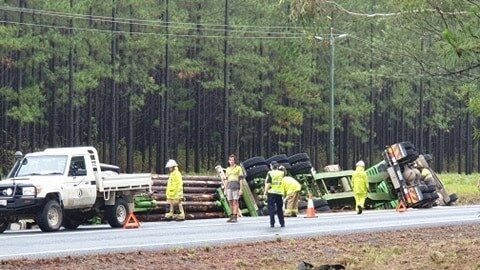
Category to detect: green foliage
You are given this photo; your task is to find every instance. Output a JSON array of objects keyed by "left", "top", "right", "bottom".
[
  {"left": 1, "top": 85, "right": 46, "bottom": 123},
  {"left": 1, "top": 0, "right": 480, "bottom": 173},
  {"left": 439, "top": 173, "right": 480, "bottom": 198}
]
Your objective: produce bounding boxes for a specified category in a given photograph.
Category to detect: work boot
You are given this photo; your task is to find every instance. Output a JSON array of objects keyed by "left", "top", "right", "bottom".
[
  {"left": 175, "top": 213, "right": 185, "bottom": 221},
  {"left": 165, "top": 212, "right": 174, "bottom": 221},
  {"left": 357, "top": 205, "right": 363, "bottom": 214},
  {"left": 227, "top": 214, "right": 237, "bottom": 223}
]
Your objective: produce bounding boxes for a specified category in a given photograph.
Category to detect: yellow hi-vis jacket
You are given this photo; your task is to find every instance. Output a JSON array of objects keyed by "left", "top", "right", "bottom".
[
  {"left": 282, "top": 176, "right": 301, "bottom": 196},
  {"left": 352, "top": 166, "right": 368, "bottom": 194},
  {"left": 166, "top": 167, "right": 183, "bottom": 200}
]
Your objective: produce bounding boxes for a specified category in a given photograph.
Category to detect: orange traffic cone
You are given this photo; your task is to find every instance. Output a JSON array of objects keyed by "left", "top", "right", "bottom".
[
  {"left": 123, "top": 212, "right": 141, "bottom": 229},
  {"left": 305, "top": 193, "right": 318, "bottom": 218},
  {"left": 395, "top": 200, "right": 407, "bottom": 213}
]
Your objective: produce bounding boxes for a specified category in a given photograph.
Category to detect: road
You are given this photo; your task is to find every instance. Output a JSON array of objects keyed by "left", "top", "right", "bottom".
[{"left": 0, "top": 205, "right": 479, "bottom": 261}]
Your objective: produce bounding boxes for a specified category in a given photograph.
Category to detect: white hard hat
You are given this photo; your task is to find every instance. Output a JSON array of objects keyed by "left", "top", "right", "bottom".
[
  {"left": 165, "top": 159, "right": 178, "bottom": 168},
  {"left": 356, "top": 160, "right": 365, "bottom": 167}
]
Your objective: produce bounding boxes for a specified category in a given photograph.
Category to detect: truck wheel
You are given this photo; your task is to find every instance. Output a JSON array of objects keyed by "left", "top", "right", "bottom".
[
  {"left": 0, "top": 218, "right": 9, "bottom": 233},
  {"left": 37, "top": 200, "right": 63, "bottom": 232},
  {"left": 241, "top": 156, "right": 266, "bottom": 171},
  {"left": 265, "top": 154, "right": 288, "bottom": 166},
  {"left": 245, "top": 165, "right": 269, "bottom": 181},
  {"left": 289, "top": 161, "right": 313, "bottom": 175},
  {"left": 106, "top": 197, "right": 129, "bottom": 228},
  {"left": 288, "top": 153, "right": 310, "bottom": 166}
]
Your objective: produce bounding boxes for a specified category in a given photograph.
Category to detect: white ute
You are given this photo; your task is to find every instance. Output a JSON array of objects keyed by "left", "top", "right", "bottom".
[{"left": 0, "top": 147, "right": 151, "bottom": 232}]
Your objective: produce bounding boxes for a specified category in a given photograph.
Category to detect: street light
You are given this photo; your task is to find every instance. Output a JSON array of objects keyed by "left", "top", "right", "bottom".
[{"left": 315, "top": 28, "right": 347, "bottom": 165}]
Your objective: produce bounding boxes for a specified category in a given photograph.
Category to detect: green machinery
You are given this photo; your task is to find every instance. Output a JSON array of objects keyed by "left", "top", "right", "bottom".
[
  {"left": 240, "top": 142, "right": 457, "bottom": 212},
  {"left": 289, "top": 164, "right": 397, "bottom": 210},
  {"left": 296, "top": 142, "right": 457, "bottom": 210}
]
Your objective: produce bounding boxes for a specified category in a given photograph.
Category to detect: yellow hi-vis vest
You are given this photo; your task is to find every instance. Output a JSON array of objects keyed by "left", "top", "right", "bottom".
[{"left": 268, "top": 170, "right": 284, "bottom": 195}]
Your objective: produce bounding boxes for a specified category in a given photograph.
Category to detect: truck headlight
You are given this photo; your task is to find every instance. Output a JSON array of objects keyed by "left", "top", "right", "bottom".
[
  {"left": 4, "top": 188, "right": 13, "bottom": 196},
  {"left": 22, "top": 187, "right": 36, "bottom": 196}
]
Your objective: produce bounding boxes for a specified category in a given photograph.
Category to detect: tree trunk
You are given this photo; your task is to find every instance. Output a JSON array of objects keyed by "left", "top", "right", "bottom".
[
  {"left": 110, "top": 0, "right": 118, "bottom": 165},
  {"left": 223, "top": 0, "right": 230, "bottom": 163}
]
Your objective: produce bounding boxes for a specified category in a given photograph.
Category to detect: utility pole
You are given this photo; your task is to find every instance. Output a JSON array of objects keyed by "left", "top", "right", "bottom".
[{"left": 315, "top": 28, "right": 347, "bottom": 165}]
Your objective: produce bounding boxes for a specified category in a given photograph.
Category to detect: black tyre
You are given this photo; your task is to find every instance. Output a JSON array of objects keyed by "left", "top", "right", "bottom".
[
  {"left": 241, "top": 156, "right": 266, "bottom": 170},
  {"left": 37, "top": 200, "right": 63, "bottom": 232},
  {"left": 265, "top": 154, "right": 288, "bottom": 166},
  {"left": 246, "top": 165, "right": 269, "bottom": 181},
  {"left": 106, "top": 197, "right": 129, "bottom": 228},
  {"left": 396, "top": 142, "right": 419, "bottom": 163},
  {"left": 290, "top": 161, "right": 313, "bottom": 175},
  {"left": 0, "top": 218, "right": 9, "bottom": 233},
  {"left": 288, "top": 153, "right": 310, "bottom": 165}
]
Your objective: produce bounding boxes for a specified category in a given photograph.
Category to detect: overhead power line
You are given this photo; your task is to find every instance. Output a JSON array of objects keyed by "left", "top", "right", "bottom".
[
  {"left": 0, "top": 19, "right": 306, "bottom": 39},
  {"left": 0, "top": 5, "right": 307, "bottom": 31}
]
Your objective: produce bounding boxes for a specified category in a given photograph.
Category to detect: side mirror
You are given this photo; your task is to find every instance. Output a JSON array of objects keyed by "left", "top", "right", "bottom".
[{"left": 15, "top": 151, "right": 23, "bottom": 160}]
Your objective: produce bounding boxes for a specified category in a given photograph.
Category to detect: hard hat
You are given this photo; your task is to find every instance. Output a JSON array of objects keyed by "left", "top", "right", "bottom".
[
  {"left": 278, "top": 165, "right": 285, "bottom": 170},
  {"left": 356, "top": 160, "right": 365, "bottom": 167},
  {"left": 165, "top": 159, "right": 178, "bottom": 168}
]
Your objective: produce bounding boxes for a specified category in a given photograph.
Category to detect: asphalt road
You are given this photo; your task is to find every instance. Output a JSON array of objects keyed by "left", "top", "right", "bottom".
[{"left": 0, "top": 205, "right": 479, "bottom": 261}]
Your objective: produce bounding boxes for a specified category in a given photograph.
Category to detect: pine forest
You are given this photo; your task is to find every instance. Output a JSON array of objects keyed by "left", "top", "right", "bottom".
[{"left": 0, "top": 0, "right": 479, "bottom": 175}]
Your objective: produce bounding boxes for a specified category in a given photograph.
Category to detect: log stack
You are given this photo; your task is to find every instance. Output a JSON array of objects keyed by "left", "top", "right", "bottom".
[{"left": 136, "top": 174, "right": 226, "bottom": 221}]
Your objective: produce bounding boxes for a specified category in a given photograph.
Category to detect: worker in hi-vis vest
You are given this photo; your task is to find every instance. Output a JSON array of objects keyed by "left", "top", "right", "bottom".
[{"left": 264, "top": 161, "right": 285, "bottom": 228}]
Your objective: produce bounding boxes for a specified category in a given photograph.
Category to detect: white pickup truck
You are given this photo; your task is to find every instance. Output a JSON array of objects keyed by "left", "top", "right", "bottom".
[{"left": 0, "top": 147, "right": 151, "bottom": 232}]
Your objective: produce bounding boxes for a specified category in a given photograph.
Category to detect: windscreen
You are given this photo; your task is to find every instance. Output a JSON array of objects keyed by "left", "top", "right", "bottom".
[{"left": 15, "top": 155, "right": 68, "bottom": 177}]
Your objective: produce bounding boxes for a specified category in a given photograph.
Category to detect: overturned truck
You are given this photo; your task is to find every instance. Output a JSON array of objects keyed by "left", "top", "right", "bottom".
[
  {"left": 239, "top": 142, "right": 457, "bottom": 214},
  {"left": 379, "top": 142, "right": 458, "bottom": 208}
]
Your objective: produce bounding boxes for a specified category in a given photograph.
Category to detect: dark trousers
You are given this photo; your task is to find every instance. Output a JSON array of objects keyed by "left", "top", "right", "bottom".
[{"left": 267, "top": 193, "right": 284, "bottom": 227}]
